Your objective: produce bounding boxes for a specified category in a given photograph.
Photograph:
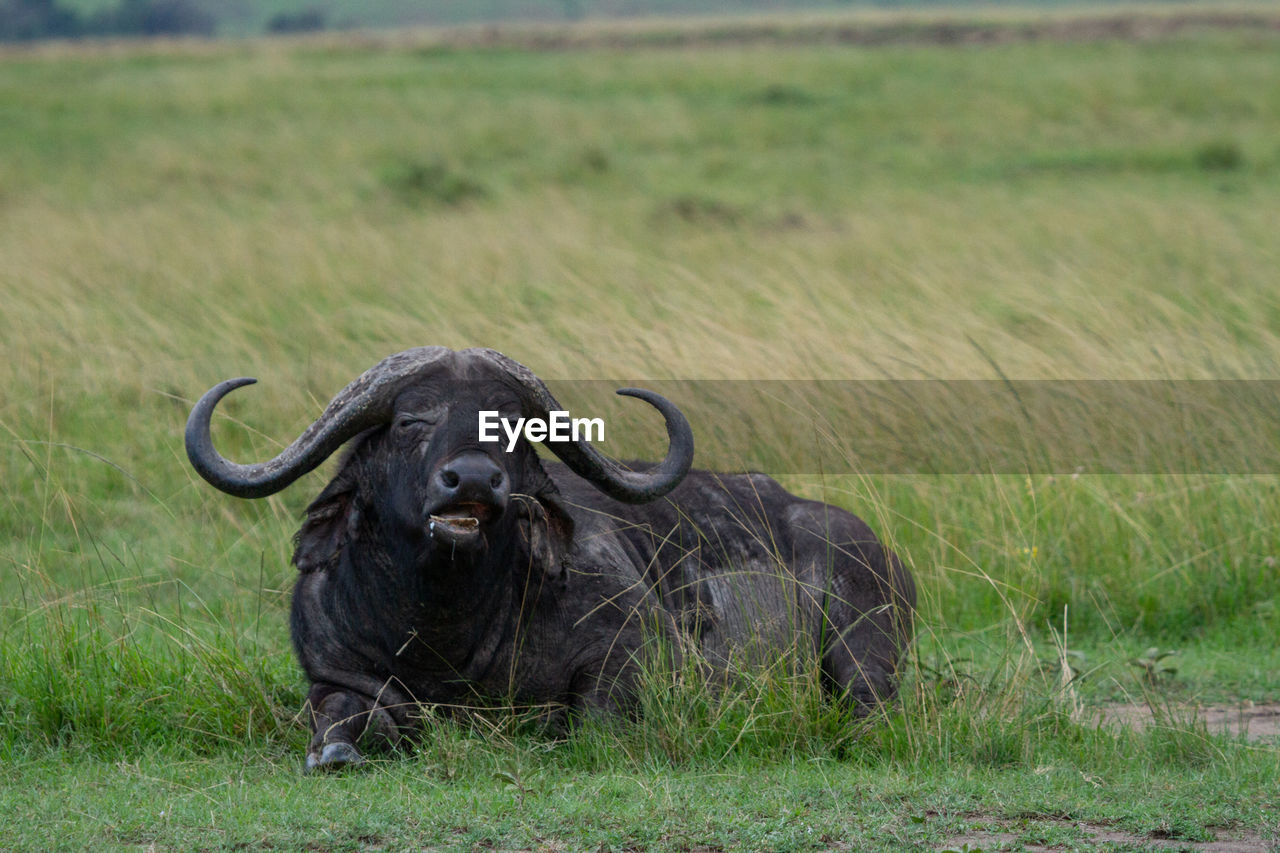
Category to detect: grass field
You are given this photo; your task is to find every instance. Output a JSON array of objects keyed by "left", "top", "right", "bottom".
[
  {"left": 2, "top": 7, "right": 1280, "bottom": 851},
  {"left": 53, "top": 0, "right": 1230, "bottom": 35}
]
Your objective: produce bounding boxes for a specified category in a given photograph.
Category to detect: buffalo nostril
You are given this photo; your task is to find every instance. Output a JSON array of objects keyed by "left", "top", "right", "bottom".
[{"left": 440, "top": 470, "right": 460, "bottom": 489}]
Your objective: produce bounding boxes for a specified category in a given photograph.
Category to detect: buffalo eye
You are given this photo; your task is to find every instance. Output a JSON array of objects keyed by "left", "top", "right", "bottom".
[{"left": 393, "top": 409, "right": 441, "bottom": 434}]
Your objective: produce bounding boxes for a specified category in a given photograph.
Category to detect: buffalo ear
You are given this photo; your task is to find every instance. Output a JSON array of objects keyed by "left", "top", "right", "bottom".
[
  {"left": 514, "top": 494, "right": 574, "bottom": 580},
  {"left": 292, "top": 475, "right": 360, "bottom": 574}
]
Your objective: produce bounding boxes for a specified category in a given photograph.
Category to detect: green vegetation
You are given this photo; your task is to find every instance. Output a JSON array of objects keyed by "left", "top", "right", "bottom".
[
  {"left": 21, "top": 0, "right": 1280, "bottom": 38},
  {"left": 32, "top": 0, "right": 1200, "bottom": 38},
  {"left": 1, "top": 0, "right": 215, "bottom": 40},
  {"left": 2, "top": 9, "right": 1279, "bottom": 850}
]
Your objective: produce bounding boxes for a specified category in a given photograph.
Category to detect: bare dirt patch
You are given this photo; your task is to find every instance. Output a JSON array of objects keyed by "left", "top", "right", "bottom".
[
  {"left": 940, "top": 821, "right": 1275, "bottom": 853},
  {"left": 1095, "top": 702, "right": 1280, "bottom": 742}
]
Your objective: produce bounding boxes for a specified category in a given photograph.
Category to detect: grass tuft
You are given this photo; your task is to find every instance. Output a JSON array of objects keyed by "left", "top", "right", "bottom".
[
  {"left": 379, "top": 157, "right": 489, "bottom": 207},
  {"left": 1194, "top": 139, "right": 1245, "bottom": 172}
]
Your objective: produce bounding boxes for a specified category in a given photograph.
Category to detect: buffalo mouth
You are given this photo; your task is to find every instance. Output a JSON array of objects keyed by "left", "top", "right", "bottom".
[{"left": 427, "top": 502, "right": 496, "bottom": 547}]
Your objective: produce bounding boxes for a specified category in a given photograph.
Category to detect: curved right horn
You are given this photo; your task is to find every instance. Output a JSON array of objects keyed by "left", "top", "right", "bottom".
[
  {"left": 186, "top": 346, "right": 451, "bottom": 499},
  {"left": 464, "top": 348, "right": 694, "bottom": 503}
]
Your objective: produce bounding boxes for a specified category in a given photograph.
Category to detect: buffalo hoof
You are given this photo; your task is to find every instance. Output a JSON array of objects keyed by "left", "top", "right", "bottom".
[{"left": 304, "top": 741, "right": 365, "bottom": 774}]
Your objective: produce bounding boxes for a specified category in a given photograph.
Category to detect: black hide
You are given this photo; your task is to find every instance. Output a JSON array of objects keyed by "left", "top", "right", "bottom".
[{"left": 188, "top": 349, "right": 915, "bottom": 771}]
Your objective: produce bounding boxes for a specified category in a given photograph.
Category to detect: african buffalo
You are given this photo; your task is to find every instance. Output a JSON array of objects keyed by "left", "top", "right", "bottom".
[{"left": 186, "top": 347, "right": 915, "bottom": 771}]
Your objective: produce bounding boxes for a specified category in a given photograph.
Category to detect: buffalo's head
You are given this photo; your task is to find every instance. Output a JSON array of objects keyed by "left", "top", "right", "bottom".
[{"left": 185, "top": 347, "right": 693, "bottom": 572}]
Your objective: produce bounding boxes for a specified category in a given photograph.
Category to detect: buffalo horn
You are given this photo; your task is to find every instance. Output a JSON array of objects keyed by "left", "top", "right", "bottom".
[
  {"left": 185, "top": 346, "right": 451, "bottom": 498},
  {"left": 467, "top": 349, "right": 694, "bottom": 503}
]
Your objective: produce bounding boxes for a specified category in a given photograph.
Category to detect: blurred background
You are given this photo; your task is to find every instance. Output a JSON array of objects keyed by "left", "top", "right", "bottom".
[
  {"left": 2, "top": 0, "right": 1278, "bottom": 780},
  {"left": 11, "top": 0, "right": 1266, "bottom": 38}
]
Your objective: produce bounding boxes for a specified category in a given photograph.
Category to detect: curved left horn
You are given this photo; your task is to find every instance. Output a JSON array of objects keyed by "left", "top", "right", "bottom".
[{"left": 186, "top": 346, "right": 451, "bottom": 498}]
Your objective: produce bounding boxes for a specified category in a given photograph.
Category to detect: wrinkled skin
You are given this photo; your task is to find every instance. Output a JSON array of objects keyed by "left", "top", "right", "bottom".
[
  {"left": 188, "top": 350, "right": 915, "bottom": 772},
  {"left": 289, "top": 382, "right": 676, "bottom": 770}
]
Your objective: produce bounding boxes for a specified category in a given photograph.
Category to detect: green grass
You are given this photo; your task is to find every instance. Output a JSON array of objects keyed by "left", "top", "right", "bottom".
[
  {"left": 3, "top": 743, "right": 1276, "bottom": 851},
  {"left": 2, "top": 9, "right": 1280, "bottom": 850}
]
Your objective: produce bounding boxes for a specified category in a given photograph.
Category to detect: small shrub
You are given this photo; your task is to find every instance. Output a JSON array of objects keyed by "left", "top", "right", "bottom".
[
  {"left": 658, "top": 194, "right": 743, "bottom": 227},
  {"left": 0, "top": 0, "right": 81, "bottom": 41},
  {"left": 381, "top": 159, "right": 487, "bottom": 207},
  {"left": 94, "top": 0, "right": 216, "bottom": 37},
  {"left": 1128, "top": 646, "right": 1179, "bottom": 686},
  {"left": 578, "top": 146, "right": 609, "bottom": 174},
  {"left": 746, "top": 84, "right": 816, "bottom": 106},
  {"left": 557, "top": 147, "right": 610, "bottom": 185},
  {"left": 266, "top": 8, "right": 326, "bottom": 34},
  {"left": 1194, "top": 140, "right": 1244, "bottom": 172}
]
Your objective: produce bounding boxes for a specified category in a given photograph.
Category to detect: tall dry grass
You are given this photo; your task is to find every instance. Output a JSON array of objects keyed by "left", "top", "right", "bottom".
[{"left": 2, "top": 17, "right": 1279, "bottom": 759}]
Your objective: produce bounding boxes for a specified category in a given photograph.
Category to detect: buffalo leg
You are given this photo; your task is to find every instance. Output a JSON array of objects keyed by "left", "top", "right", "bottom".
[
  {"left": 820, "top": 564, "right": 912, "bottom": 715},
  {"left": 822, "top": 623, "right": 897, "bottom": 715},
  {"left": 303, "top": 683, "right": 400, "bottom": 772},
  {"left": 821, "top": 580, "right": 912, "bottom": 715}
]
